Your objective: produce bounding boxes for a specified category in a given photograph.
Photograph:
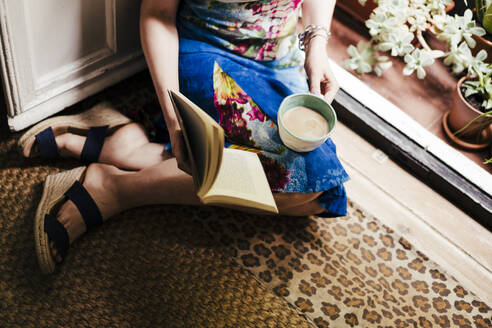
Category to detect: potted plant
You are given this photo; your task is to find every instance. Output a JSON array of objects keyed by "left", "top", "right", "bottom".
[
  {"left": 468, "top": 0, "right": 492, "bottom": 62},
  {"left": 447, "top": 103, "right": 492, "bottom": 162},
  {"left": 443, "top": 58, "right": 492, "bottom": 149},
  {"left": 343, "top": 0, "right": 492, "bottom": 149},
  {"left": 344, "top": 0, "right": 486, "bottom": 79}
]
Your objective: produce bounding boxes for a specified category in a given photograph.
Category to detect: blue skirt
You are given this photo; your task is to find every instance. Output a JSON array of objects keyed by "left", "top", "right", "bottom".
[{"left": 154, "top": 37, "right": 349, "bottom": 217}]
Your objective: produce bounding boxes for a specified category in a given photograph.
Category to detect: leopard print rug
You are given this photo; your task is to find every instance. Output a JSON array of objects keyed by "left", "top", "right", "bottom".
[{"left": 197, "top": 201, "right": 491, "bottom": 328}]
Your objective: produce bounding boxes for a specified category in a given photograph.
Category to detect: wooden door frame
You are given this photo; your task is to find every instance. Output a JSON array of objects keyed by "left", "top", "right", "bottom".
[{"left": 0, "top": 0, "right": 147, "bottom": 132}]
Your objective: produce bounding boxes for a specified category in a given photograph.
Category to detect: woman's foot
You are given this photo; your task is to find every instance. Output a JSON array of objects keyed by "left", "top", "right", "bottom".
[{"left": 49, "top": 163, "right": 126, "bottom": 262}]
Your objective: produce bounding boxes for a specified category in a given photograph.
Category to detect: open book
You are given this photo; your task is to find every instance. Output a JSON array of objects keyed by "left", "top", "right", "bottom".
[{"left": 168, "top": 90, "right": 278, "bottom": 214}]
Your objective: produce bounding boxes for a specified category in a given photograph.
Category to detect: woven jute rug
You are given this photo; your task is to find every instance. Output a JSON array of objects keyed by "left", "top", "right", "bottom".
[
  {"left": 0, "top": 72, "right": 314, "bottom": 327},
  {"left": 1, "top": 71, "right": 490, "bottom": 327},
  {"left": 0, "top": 133, "right": 313, "bottom": 327}
]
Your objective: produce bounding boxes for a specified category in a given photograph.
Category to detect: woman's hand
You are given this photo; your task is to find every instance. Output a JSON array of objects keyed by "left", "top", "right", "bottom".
[
  {"left": 304, "top": 38, "right": 339, "bottom": 104},
  {"left": 168, "top": 119, "right": 192, "bottom": 175}
]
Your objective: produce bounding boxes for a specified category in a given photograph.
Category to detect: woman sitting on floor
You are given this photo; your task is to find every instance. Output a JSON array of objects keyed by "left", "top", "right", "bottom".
[{"left": 22, "top": 0, "right": 349, "bottom": 273}]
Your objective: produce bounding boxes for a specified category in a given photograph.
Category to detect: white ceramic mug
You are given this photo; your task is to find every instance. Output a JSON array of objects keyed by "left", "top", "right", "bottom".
[{"left": 277, "top": 93, "right": 337, "bottom": 152}]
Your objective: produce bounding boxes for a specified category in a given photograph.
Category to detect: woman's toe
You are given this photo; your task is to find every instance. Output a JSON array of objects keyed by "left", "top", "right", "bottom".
[
  {"left": 49, "top": 239, "right": 62, "bottom": 263},
  {"left": 49, "top": 240, "right": 56, "bottom": 257}
]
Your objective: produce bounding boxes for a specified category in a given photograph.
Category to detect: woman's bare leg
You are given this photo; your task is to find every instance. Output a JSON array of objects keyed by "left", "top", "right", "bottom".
[
  {"left": 279, "top": 199, "right": 325, "bottom": 216},
  {"left": 274, "top": 192, "right": 323, "bottom": 213},
  {"left": 56, "top": 123, "right": 170, "bottom": 170},
  {"left": 50, "top": 160, "right": 198, "bottom": 261},
  {"left": 55, "top": 124, "right": 325, "bottom": 216},
  {"left": 50, "top": 160, "right": 325, "bottom": 260}
]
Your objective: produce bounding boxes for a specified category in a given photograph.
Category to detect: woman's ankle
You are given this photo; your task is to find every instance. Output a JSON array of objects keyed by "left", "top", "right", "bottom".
[
  {"left": 56, "top": 132, "right": 84, "bottom": 158},
  {"left": 97, "top": 165, "right": 133, "bottom": 215}
]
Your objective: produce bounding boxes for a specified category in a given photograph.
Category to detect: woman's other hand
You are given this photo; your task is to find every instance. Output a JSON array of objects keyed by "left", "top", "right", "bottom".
[
  {"left": 304, "top": 37, "right": 339, "bottom": 104},
  {"left": 168, "top": 120, "right": 192, "bottom": 175}
]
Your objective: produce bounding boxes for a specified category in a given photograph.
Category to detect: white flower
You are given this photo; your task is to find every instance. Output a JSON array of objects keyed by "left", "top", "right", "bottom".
[
  {"left": 403, "top": 48, "right": 435, "bottom": 79},
  {"left": 377, "top": 0, "right": 410, "bottom": 19},
  {"left": 460, "top": 9, "right": 487, "bottom": 48},
  {"left": 377, "top": 29, "right": 414, "bottom": 56},
  {"left": 344, "top": 0, "right": 488, "bottom": 80},
  {"left": 443, "top": 42, "right": 469, "bottom": 73},
  {"left": 431, "top": 13, "right": 448, "bottom": 32},
  {"left": 344, "top": 42, "right": 394, "bottom": 76},
  {"left": 378, "top": 0, "right": 409, "bottom": 10},
  {"left": 374, "top": 56, "right": 394, "bottom": 76},
  {"left": 344, "top": 42, "right": 376, "bottom": 74},
  {"left": 437, "top": 15, "right": 462, "bottom": 45},
  {"left": 366, "top": 13, "right": 398, "bottom": 37},
  {"left": 425, "top": 0, "right": 448, "bottom": 14},
  {"left": 438, "top": 9, "right": 486, "bottom": 47},
  {"left": 466, "top": 49, "right": 489, "bottom": 76}
]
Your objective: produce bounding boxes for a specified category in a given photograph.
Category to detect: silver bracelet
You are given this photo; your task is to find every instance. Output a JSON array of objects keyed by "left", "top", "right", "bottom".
[{"left": 298, "top": 24, "right": 331, "bottom": 51}]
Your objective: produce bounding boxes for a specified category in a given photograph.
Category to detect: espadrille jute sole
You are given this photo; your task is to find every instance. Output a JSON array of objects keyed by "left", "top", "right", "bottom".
[
  {"left": 18, "top": 102, "right": 131, "bottom": 158},
  {"left": 34, "top": 167, "right": 87, "bottom": 274}
]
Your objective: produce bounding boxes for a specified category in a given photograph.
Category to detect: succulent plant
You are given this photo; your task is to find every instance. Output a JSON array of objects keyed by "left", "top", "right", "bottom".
[
  {"left": 344, "top": 0, "right": 487, "bottom": 80},
  {"left": 474, "top": 0, "right": 492, "bottom": 34},
  {"left": 462, "top": 61, "right": 492, "bottom": 109},
  {"left": 345, "top": 41, "right": 393, "bottom": 76},
  {"left": 403, "top": 48, "right": 435, "bottom": 79}
]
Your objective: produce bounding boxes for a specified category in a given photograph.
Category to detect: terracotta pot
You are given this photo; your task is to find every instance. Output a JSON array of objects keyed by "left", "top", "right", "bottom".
[
  {"left": 336, "top": 0, "right": 377, "bottom": 23},
  {"left": 445, "top": 2, "right": 455, "bottom": 13},
  {"left": 442, "top": 111, "right": 491, "bottom": 150},
  {"left": 472, "top": 34, "right": 492, "bottom": 63},
  {"left": 444, "top": 76, "right": 492, "bottom": 148}
]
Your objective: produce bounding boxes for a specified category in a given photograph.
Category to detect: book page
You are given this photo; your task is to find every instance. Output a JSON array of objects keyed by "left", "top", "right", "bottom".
[
  {"left": 202, "top": 148, "right": 278, "bottom": 213},
  {"left": 169, "top": 90, "right": 224, "bottom": 192}
]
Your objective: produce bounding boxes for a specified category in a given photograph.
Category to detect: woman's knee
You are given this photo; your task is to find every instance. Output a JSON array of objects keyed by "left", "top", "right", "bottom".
[
  {"left": 278, "top": 199, "right": 325, "bottom": 216},
  {"left": 274, "top": 191, "right": 321, "bottom": 206},
  {"left": 275, "top": 192, "right": 324, "bottom": 215}
]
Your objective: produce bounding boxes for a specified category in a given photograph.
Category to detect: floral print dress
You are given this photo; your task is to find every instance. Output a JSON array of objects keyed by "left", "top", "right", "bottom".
[
  {"left": 138, "top": 0, "right": 349, "bottom": 217},
  {"left": 178, "top": 0, "right": 305, "bottom": 66}
]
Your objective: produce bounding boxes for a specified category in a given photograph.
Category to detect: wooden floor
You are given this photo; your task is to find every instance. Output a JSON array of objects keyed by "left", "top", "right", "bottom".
[{"left": 332, "top": 121, "right": 492, "bottom": 306}]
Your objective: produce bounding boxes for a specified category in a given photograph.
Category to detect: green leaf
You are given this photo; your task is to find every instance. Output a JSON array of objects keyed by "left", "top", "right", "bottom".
[
  {"left": 483, "top": 5, "right": 492, "bottom": 34},
  {"left": 464, "top": 87, "right": 478, "bottom": 97}
]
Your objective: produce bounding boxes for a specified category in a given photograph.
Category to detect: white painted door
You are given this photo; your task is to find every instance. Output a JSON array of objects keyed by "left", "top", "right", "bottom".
[{"left": 0, "top": 0, "right": 146, "bottom": 131}]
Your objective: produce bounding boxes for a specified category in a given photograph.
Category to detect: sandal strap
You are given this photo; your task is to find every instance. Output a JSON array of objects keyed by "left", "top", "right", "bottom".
[
  {"left": 35, "top": 127, "right": 59, "bottom": 159},
  {"left": 65, "top": 180, "right": 103, "bottom": 229},
  {"left": 80, "top": 126, "right": 109, "bottom": 163},
  {"left": 44, "top": 214, "right": 69, "bottom": 260}
]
